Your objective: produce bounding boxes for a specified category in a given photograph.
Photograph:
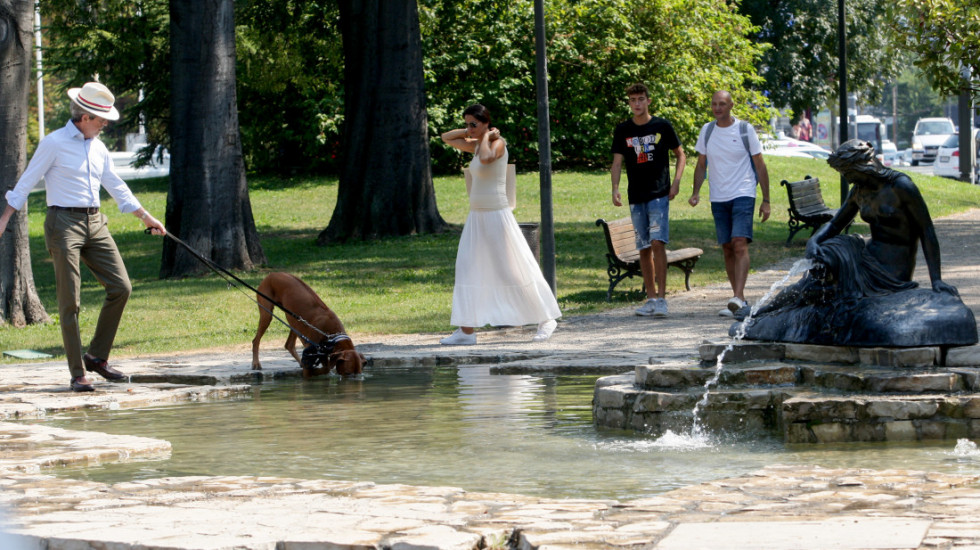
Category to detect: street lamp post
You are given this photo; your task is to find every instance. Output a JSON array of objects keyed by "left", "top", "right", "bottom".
[{"left": 838, "top": 0, "right": 849, "bottom": 204}]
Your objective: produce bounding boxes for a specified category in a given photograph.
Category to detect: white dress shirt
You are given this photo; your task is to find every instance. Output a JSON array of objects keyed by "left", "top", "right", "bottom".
[{"left": 4, "top": 119, "right": 142, "bottom": 213}]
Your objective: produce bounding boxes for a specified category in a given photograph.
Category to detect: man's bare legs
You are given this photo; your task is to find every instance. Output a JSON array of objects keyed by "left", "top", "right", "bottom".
[
  {"left": 639, "top": 243, "right": 668, "bottom": 299},
  {"left": 722, "top": 237, "right": 750, "bottom": 301}
]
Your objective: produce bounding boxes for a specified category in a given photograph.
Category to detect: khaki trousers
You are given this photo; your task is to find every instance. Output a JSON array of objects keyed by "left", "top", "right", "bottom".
[{"left": 44, "top": 209, "right": 132, "bottom": 378}]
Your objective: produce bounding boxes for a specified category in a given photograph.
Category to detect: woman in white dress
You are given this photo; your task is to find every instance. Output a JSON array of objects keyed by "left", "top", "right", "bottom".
[{"left": 439, "top": 104, "right": 561, "bottom": 345}]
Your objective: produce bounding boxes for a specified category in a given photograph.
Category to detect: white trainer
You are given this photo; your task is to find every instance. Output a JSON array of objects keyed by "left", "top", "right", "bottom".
[
  {"left": 440, "top": 328, "right": 476, "bottom": 345},
  {"left": 635, "top": 298, "right": 658, "bottom": 317},
  {"left": 532, "top": 319, "right": 558, "bottom": 342},
  {"left": 652, "top": 298, "right": 668, "bottom": 318},
  {"left": 718, "top": 308, "right": 734, "bottom": 318},
  {"left": 727, "top": 296, "right": 749, "bottom": 314}
]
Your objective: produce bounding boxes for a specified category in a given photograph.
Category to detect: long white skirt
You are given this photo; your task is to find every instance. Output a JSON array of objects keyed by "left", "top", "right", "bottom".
[{"left": 450, "top": 208, "right": 562, "bottom": 328}]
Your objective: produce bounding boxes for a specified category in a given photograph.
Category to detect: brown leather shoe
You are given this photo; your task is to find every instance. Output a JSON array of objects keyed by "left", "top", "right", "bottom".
[
  {"left": 83, "top": 354, "right": 126, "bottom": 381},
  {"left": 70, "top": 376, "right": 95, "bottom": 392}
]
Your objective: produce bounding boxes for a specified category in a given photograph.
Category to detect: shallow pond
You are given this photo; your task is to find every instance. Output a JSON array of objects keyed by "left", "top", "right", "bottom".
[{"left": 39, "top": 365, "right": 980, "bottom": 500}]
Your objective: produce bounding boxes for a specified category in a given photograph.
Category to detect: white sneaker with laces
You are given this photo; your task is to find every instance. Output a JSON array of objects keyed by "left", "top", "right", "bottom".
[
  {"left": 532, "top": 319, "right": 557, "bottom": 342},
  {"left": 440, "top": 328, "right": 476, "bottom": 345},
  {"left": 727, "top": 296, "right": 748, "bottom": 314},
  {"left": 652, "top": 298, "right": 668, "bottom": 318},
  {"left": 635, "top": 298, "right": 658, "bottom": 317}
]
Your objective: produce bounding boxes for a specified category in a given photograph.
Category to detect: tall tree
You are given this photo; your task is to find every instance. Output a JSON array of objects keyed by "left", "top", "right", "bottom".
[
  {"left": 163, "top": 0, "right": 266, "bottom": 276},
  {"left": 318, "top": 0, "right": 446, "bottom": 244},
  {"left": 740, "top": 0, "right": 902, "bottom": 118},
  {"left": 890, "top": 0, "right": 980, "bottom": 101},
  {"left": 0, "top": 0, "right": 50, "bottom": 327}
]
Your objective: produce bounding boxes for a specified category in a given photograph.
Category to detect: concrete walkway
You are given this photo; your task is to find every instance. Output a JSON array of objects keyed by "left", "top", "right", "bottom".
[{"left": 1, "top": 210, "right": 980, "bottom": 549}]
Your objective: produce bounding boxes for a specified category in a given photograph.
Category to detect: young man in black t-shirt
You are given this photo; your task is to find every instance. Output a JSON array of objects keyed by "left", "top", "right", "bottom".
[{"left": 610, "top": 83, "right": 686, "bottom": 317}]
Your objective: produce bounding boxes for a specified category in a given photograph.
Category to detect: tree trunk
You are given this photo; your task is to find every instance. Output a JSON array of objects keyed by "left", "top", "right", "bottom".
[
  {"left": 318, "top": 0, "right": 446, "bottom": 244},
  {"left": 0, "top": 0, "right": 50, "bottom": 327},
  {"left": 162, "top": 0, "right": 265, "bottom": 277}
]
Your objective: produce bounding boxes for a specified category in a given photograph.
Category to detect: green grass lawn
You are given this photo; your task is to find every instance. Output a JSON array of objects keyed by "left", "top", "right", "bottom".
[{"left": 3, "top": 156, "right": 979, "bottom": 362}]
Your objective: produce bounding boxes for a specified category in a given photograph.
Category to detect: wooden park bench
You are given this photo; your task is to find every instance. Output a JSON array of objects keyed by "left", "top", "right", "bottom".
[
  {"left": 781, "top": 175, "right": 842, "bottom": 245},
  {"left": 595, "top": 217, "right": 704, "bottom": 301}
]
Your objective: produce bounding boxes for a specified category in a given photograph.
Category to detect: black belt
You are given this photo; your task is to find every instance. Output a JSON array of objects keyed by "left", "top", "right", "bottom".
[{"left": 50, "top": 206, "right": 99, "bottom": 214}]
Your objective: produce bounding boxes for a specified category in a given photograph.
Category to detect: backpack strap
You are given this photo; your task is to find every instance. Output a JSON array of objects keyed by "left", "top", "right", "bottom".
[{"left": 703, "top": 119, "right": 758, "bottom": 182}]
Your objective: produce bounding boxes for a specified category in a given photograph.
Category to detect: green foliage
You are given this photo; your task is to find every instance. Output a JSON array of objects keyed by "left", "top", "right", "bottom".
[
  {"left": 39, "top": 0, "right": 768, "bottom": 177},
  {"left": 740, "top": 0, "right": 903, "bottom": 118},
  {"left": 889, "top": 0, "right": 980, "bottom": 101},
  {"left": 41, "top": 0, "right": 170, "bottom": 157},
  {"left": 421, "top": 0, "right": 772, "bottom": 174}
]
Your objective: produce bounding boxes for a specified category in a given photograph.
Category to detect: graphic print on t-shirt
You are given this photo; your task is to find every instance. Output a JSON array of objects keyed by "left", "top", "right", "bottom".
[{"left": 626, "top": 133, "right": 662, "bottom": 164}]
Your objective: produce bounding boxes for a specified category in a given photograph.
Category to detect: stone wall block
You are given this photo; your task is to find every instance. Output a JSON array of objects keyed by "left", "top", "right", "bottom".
[
  {"left": 637, "top": 365, "right": 712, "bottom": 389},
  {"left": 859, "top": 347, "right": 939, "bottom": 368},
  {"left": 633, "top": 392, "right": 696, "bottom": 413},
  {"left": 810, "top": 422, "right": 849, "bottom": 443},
  {"left": 850, "top": 422, "right": 885, "bottom": 442},
  {"left": 866, "top": 399, "right": 939, "bottom": 420},
  {"left": 867, "top": 373, "right": 959, "bottom": 393},
  {"left": 915, "top": 420, "right": 947, "bottom": 440},
  {"left": 951, "top": 368, "right": 980, "bottom": 391},
  {"left": 947, "top": 345, "right": 980, "bottom": 367},
  {"left": 784, "top": 343, "right": 860, "bottom": 364},
  {"left": 884, "top": 420, "right": 918, "bottom": 441},
  {"left": 961, "top": 397, "right": 980, "bottom": 418},
  {"left": 812, "top": 370, "right": 865, "bottom": 392},
  {"left": 595, "top": 386, "right": 636, "bottom": 409},
  {"left": 742, "top": 365, "right": 800, "bottom": 386},
  {"left": 698, "top": 342, "right": 785, "bottom": 363},
  {"left": 785, "top": 423, "right": 816, "bottom": 443}
]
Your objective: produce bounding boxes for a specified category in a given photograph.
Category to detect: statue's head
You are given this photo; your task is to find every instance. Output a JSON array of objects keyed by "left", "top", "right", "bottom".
[{"left": 828, "top": 139, "right": 885, "bottom": 177}]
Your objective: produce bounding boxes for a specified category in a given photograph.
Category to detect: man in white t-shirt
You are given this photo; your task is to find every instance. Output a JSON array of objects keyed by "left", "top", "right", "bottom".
[{"left": 688, "top": 90, "right": 770, "bottom": 317}]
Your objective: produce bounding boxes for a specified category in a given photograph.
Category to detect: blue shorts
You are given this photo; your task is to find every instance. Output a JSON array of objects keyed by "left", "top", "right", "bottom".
[
  {"left": 629, "top": 196, "right": 670, "bottom": 250},
  {"left": 711, "top": 196, "right": 755, "bottom": 244}
]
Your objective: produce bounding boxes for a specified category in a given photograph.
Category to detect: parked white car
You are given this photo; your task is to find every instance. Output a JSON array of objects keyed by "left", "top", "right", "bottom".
[
  {"left": 933, "top": 129, "right": 980, "bottom": 182},
  {"left": 110, "top": 150, "right": 170, "bottom": 180},
  {"left": 881, "top": 140, "right": 900, "bottom": 167},
  {"left": 762, "top": 137, "right": 830, "bottom": 160},
  {"left": 910, "top": 117, "right": 955, "bottom": 166}
]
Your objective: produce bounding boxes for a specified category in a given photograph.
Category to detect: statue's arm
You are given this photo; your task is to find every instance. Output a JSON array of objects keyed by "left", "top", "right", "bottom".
[
  {"left": 806, "top": 194, "right": 858, "bottom": 259},
  {"left": 896, "top": 179, "right": 957, "bottom": 295}
]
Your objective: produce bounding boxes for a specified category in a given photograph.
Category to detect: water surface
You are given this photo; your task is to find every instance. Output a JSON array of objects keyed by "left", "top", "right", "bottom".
[{"left": 39, "top": 365, "right": 980, "bottom": 500}]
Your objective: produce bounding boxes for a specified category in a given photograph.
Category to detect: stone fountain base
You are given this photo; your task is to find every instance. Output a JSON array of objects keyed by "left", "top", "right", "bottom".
[{"left": 593, "top": 341, "right": 980, "bottom": 444}]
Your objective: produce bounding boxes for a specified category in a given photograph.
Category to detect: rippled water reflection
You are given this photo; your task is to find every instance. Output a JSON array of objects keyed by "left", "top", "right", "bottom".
[{"left": 39, "top": 365, "right": 980, "bottom": 500}]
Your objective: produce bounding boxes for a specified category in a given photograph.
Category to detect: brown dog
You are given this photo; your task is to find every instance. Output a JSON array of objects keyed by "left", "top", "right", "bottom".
[{"left": 251, "top": 272, "right": 366, "bottom": 377}]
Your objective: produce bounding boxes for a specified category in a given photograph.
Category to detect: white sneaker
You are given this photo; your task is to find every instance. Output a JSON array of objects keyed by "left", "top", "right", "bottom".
[
  {"left": 532, "top": 319, "right": 557, "bottom": 342},
  {"left": 652, "top": 298, "right": 668, "bottom": 318},
  {"left": 727, "top": 296, "right": 748, "bottom": 314},
  {"left": 718, "top": 308, "right": 734, "bottom": 318},
  {"left": 440, "top": 329, "right": 476, "bottom": 345},
  {"left": 635, "top": 298, "right": 658, "bottom": 316}
]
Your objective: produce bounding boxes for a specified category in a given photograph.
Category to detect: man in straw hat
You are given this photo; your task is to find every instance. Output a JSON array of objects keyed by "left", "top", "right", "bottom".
[{"left": 0, "top": 81, "right": 166, "bottom": 392}]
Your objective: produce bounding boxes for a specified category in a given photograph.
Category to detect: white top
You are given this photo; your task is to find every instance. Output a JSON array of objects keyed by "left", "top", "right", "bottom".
[
  {"left": 4, "top": 119, "right": 141, "bottom": 213},
  {"left": 467, "top": 145, "right": 510, "bottom": 211},
  {"left": 694, "top": 118, "right": 762, "bottom": 202}
]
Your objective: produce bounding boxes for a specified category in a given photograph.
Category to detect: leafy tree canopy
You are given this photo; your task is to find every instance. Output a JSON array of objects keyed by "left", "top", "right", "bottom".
[
  {"left": 740, "top": 0, "right": 902, "bottom": 120},
  {"left": 889, "top": 0, "right": 980, "bottom": 100},
  {"left": 40, "top": 0, "right": 770, "bottom": 175}
]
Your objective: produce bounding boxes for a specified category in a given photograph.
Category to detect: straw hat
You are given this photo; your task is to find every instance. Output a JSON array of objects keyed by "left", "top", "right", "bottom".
[{"left": 67, "top": 82, "right": 120, "bottom": 121}]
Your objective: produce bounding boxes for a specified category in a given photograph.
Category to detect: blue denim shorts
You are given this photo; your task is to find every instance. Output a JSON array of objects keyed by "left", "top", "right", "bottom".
[
  {"left": 710, "top": 196, "right": 755, "bottom": 244},
  {"left": 629, "top": 195, "right": 670, "bottom": 249}
]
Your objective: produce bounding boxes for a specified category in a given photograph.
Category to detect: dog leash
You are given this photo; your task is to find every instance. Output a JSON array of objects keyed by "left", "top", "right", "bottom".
[{"left": 148, "top": 228, "right": 348, "bottom": 350}]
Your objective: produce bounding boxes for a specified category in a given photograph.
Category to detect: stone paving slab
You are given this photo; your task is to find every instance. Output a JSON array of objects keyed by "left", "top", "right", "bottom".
[{"left": 658, "top": 518, "right": 931, "bottom": 550}]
